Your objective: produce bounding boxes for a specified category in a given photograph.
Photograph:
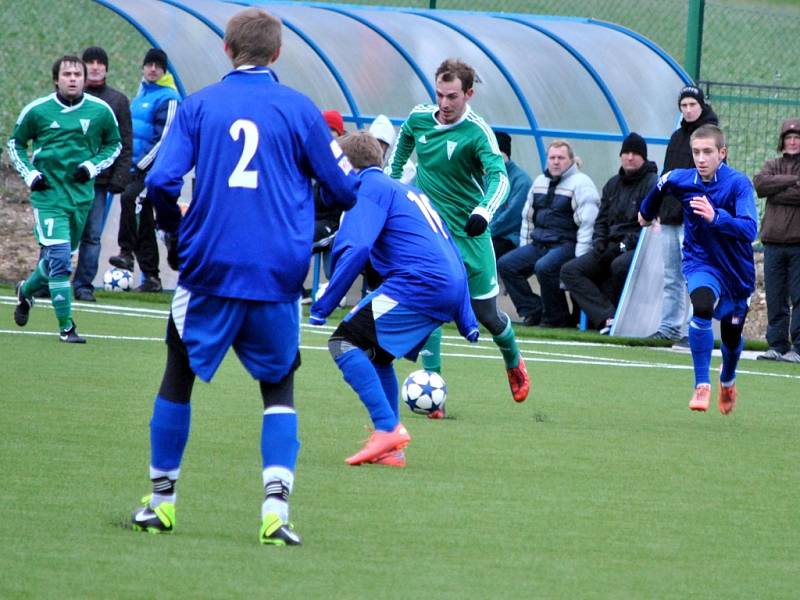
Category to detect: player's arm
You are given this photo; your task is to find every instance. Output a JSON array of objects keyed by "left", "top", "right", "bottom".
[
  {"left": 310, "top": 191, "right": 386, "bottom": 321},
  {"left": 467, "top": 134, "right": 509, "bottom": 235},
  {"left": 6, "top": 109, "right": 46, "bottom": 190},
  {"left": 638, "top": 171, "right": 672, "bottom": 225},
  {"left": 573, "top": 177, "right": 600, "bottom": 257},
  {"left": 451, "top": 254, "right": 480, "bottom": 343},
  {"left": 304, "top": 115, "right": 359, "bottom": 211},
  {"left": 136, "top": 97, "right": 179, "bottom": 171},
  {"left": 78, "top": 107, "right": 122, "bottom": 181},
  {"left": 388, "top": 118, "right": 414, "bottom": 180},
  {"left": 145, "top": 101, "right": 195, "bottom": 234},
  {"left": 753, "top": 159, "right": 800, "bottom": 205},
  {"left": 703, "top": 178, "right": 758, "bottom": 242}
]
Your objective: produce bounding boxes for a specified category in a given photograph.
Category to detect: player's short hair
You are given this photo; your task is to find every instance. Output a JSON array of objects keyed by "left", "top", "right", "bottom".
[
  {"left": 224, "top": 8, "right": 282, "bottom": 67},
  {"left": 547, "top": 139, "right": 574, "bottom": 160},
  {"left": 52, "top": 55, "right": 86, "bottom": 81},
  {"left": 435, "top": 59, "right": 476, "bottom": 92},
  {"left": 338, "top": 131, "right": 383, "bottom": 169},
  {"left": 690, "top": 124, "right": 726, "bottom": 149}
]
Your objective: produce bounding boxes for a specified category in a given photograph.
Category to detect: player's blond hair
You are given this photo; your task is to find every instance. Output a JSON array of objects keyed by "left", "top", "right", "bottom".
[
  {"left": 338, "top": 131, "right": 384, "bottom": 169},
  {"left": 224, "top": 8, "right": 282, "bottom": 67},
  {"left": 690, "top": 124, "right": 726, "bottom": 150}
]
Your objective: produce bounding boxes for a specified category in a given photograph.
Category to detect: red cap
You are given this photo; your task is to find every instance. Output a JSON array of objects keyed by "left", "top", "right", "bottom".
[{"left": 322, "top": 110, "right": 344, "bottom": 136}]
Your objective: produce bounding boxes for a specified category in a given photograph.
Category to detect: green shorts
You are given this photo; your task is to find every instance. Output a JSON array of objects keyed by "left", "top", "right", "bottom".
[
  {"left": 452, "top": 232, "right": 499, "bottom": 299},
  {"left": 32, "top": 205, "right": 88, "bottom": 251}
]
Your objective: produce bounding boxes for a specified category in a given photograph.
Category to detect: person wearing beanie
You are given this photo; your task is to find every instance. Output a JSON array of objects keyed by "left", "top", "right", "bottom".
[
  {"left": 753, "top": 118, "right": 800, "bottom": 363},
  {"left": 561, "top": 132, "right": 658, "bottom": 333},
  {"left": 489, "top": 130, "right": 532, "bottom": 261},
  {"left": 369, "top": 114, "right": 417, "bottom": 184},
  {"left": 109, "top": 47, "right": 181, "bottom": 293},
  {"left": 647, "top": 84, "right": 719, "bottom": 343},
  {"left": 322, "top": 110, "right": 344, "bottom": 137},
  {"left": 72, "top": 46, "right": 133, "bottom": 302}
]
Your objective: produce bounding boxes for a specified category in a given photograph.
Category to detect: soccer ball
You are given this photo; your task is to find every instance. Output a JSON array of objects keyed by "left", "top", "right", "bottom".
[
  {"left": 402, "top": 370, "right": 447, "bottom": 415},
  {"left": 103, "top": 267, "right": 133, "bottom": 292}
]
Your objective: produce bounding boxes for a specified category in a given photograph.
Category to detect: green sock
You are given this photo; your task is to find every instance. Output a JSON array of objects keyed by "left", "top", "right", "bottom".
[
  {"left": 49, "top": 276, "right": 73, "bottom": 331},
  {"left": 492, "top": 317, "right": 520, "bottom": 369},
  {"left": 21, "top": 259, "right": 49, "bottom": 297},
  {"left": 420, "top": 326, "right": 442, "bottom": 374}
]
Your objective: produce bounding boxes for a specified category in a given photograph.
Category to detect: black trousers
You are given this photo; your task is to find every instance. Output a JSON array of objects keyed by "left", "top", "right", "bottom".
[
  {"left": 560, "top": 247, "right": 634, "bottom": 329},
  {"left": 118, "top": 172, "right": 159, "bottom": 278}
]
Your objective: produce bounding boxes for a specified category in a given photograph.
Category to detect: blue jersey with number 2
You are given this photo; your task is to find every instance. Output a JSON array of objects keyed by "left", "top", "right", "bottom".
[{"left": 146, "top": 66, "right": 359, "bottom": 301}]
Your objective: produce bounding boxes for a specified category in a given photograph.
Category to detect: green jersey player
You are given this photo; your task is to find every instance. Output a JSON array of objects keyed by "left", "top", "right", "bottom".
[
  {"left": 389, "top": 58, "right": 529, "bottom": 410},
  {"left": 8, "top": 55, "right": 122, "bottom": 342}
]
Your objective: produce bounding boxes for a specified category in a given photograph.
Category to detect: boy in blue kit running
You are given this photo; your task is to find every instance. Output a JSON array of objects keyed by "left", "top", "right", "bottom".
[
  {"left": 639, "top": 125, "right": 757, "bottom": 414},
  {"left": 129, "top": 8, "right": 359, "bottom": 545},
  {"left": 310, "top": 132, "right": 479, "bottom": 467}
]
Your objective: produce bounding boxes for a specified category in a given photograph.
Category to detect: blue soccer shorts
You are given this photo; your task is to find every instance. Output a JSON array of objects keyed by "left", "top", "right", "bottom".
[
  {"left": 336, "top": 291, "right": 442, "bottom": 363},
  {"left": 687, "top": 271, "right": 750, "bottom": 323},
  {"left": 169, "top": 286, "right": 301, "bottom": 383}
]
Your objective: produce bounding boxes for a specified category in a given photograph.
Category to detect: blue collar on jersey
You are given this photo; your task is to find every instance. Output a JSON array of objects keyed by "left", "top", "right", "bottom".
[
  {"left": 359, "top": 166, "right": 383, "bottom": 178},
  {"left": 224, "top": 65, "right": 279, "bottom": 82}
]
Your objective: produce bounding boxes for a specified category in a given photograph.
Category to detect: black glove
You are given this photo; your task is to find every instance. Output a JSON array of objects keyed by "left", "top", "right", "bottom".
[
  {"left": 108, "top": 181, "right": 126, "bottom": 195},
  {"left": 74, "top": 165, "right": 91, "bottom": 183},
  {"left": 30, "top": 174, "right": 50, "bottom": 192},
  {"left": 463, "top": 213, "right": 488, "bottom": 237},
  {"left": 164, "top": 232, "right": 180, "bottom": 271}
]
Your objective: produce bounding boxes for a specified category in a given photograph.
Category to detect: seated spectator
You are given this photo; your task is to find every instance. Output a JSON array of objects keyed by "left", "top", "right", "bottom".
[
  {"left": 753, "top": 118, "right": 800, "bottom": 363},
  {"left": 370, "top": 114, "right": 417, "bottom": 184},
  {"left": 560, "top": 133, "right": 658, "bottom": 333},
  {"left": 497, "top": 140, "right": 600, "bottom": 327},
  {"left": 490, "top": 131, "right": 532, "bottom": 261}
]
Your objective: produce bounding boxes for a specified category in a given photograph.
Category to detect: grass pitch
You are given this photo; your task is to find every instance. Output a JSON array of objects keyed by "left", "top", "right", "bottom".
[{"left": 0, "top": 292, "right": 798, "bottom": 599}]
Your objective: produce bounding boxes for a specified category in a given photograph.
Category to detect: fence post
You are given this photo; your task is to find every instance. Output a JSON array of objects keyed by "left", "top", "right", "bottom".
[
  {"left": 429, "top": 0, "right": 437, "bottom": 7},
  {"left": 685, "top": 0, "right": 705, "bottom": 81}
]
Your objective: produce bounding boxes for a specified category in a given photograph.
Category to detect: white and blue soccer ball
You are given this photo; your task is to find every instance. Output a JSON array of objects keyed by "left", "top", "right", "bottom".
[
  {"left": 402, "top": 370, "right": 447, "bottom": 415},
  {"left": 103, "top": 267, "right": 134, "bottom": 292}
]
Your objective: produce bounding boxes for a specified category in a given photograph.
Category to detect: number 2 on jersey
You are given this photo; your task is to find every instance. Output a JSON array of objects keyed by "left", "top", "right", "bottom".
[
  {"left": 407, "top": 190, "right": 448, "bottom": 238},
  {"left": 228, "top": 119, "right": 258, "bottom": 189}
]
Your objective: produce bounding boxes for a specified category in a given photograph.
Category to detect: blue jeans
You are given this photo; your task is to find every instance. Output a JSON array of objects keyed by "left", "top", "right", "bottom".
[
  {"left": 73, "top": 186, "right": 109, "bottom": 293},
  {"left": 497, "top": 241, "right": 575, "bottom": 324},
  {"left": 763, "top": 243, "right": 800, "bottom": 353},
  {"left": 658, "top": 224, "right": 688, "bottom": 339}
]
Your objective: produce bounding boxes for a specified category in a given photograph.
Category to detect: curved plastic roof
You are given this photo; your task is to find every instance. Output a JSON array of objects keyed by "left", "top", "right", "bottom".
[{"left": 92, "top": 0, "right": 690, "bottom": 186}]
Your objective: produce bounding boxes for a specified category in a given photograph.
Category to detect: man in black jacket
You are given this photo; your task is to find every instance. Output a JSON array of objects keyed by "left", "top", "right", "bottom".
[
  {"left": 561, "top": 133, "right": 658, "bottom": 332},
  {"left": 73, "top": 46, "right": 133, "bottom": 302},
  {"left": 648, "top": 85, "right": 719, "bottom": 341}
]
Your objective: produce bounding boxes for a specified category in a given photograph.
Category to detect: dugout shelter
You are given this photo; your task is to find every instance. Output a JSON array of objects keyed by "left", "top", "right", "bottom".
[{"left": 91, "top": 0, "right": 694, "bottom": 337}]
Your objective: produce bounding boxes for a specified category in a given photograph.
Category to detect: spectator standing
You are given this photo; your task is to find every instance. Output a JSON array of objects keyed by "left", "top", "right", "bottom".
[
  {"left": 109, "top": 48, "right": 181, "bottom": 293},
  {"left": 497, "top": 140, "right": 600, "bottom": 327},
  {"left": 130, "top": 8, "right": 359, "bottom": 544},
  {"left": 72, "top": 46, "right": 133, "bottom": 302},
  {"left": 649, "top": 85, "right": 719, "bottom": 342},
  {"left": 369, "top": 114, "right": 417, "bottom": 184},
  {"left": 753, "top": 118, "right": 800, "bottom": 363},
  {"left": 490, "top": 131, "right": 532, "bottom": 261},
  {"left": 561, "top": 133, "right": 658, "bottom": 332}
]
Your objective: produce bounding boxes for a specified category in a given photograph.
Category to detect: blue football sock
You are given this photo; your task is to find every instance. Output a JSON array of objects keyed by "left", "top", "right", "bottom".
[
  {"left": 688, "top": 316, "right": 714, "bottom": 387},
  {"left": 335, "top": 349, "right": 398, "bottom": 432},
  {"left": 150, "top": 395, "right": 191, "bottom": 472},
  {"left": 261, "top": 408, "right": 300, "bottom": 470},
  {"left": 720, "top": 336, "right": 744, "bottom": 385},
  {"left": 374, "top": 363, "right": 399, "bottom": 419}
]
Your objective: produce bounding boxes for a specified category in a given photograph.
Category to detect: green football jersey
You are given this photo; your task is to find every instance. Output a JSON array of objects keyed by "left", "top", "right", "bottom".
[
  {"left": 7, "top": 92, "right": 122, "bottom": 210},
  {"left": 389, "top": 104, "right": 508, "bottom": 232}
]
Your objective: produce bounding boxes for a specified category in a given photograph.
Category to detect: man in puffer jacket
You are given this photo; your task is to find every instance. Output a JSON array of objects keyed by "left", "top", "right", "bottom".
[
  {"left": 561, "top": 133, "right": 658, "bottom": 332},
  {"left": 109, "top": 48, "right": 181, "bottom": 293},
  {"left": 497, "top": 140, "right": 600, "bottom": 327}
]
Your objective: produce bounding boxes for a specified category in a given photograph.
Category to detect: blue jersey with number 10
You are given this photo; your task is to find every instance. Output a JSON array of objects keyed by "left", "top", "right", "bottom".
[
  {"left": 146, "top": 67, "right": 358, "bottom": 301},
  {"left": 313, "top": 167, "right": 477, "bottom": 337}
]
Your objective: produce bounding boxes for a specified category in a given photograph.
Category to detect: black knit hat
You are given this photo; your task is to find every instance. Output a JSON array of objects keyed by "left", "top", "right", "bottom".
[
  {"left": 620, "top": 132, "right": 648, "bottom": 159},
  {"left": 143, "top": 48, "right": 168, "bottom": 70},
  {"left": 494, "top": 131, "right": 512, "bottom": 158},
  {"left": 678, "top": 85, "right": 705, "bottom": 108},
  {"left": 82, "top": 46, "right": 108, "bottom": 68}
]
